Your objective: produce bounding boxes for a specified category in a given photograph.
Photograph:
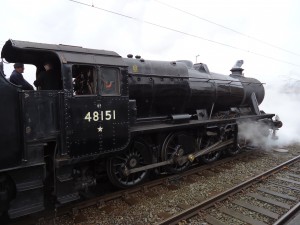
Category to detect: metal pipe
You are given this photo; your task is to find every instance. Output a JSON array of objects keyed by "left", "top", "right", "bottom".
[{"left": 209, "top": 102, "right": 215, "bottom": 120}]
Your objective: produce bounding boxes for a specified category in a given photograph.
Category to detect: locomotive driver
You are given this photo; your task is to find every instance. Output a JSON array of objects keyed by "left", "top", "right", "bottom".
[{"left": 9, "top": 63, "right": 34, "bottom": 90}]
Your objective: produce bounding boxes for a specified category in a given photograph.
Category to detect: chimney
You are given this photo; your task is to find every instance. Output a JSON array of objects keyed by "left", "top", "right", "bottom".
[{"left": 230, "top": 60, "right": 244, "bottom": 76}]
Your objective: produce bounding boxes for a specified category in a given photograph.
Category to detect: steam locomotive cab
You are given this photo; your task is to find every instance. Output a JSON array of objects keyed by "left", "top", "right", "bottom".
[
  {"left": 63, "top": 64, "right": 130, "bottom": 157},
  {"left": 0, "top": 40, "right": 130, "bottom": 217}
]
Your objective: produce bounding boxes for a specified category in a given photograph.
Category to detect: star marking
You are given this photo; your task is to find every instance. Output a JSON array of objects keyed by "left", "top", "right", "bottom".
[{"left": 97, "top": 126, "right": 103, "bottom": 133}]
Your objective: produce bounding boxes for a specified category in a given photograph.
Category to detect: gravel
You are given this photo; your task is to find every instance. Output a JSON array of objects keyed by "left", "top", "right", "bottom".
[
  {"left": 55, "top": 144, "right": 300, "bottom": 225},
  {"left": 238, "top": 194, "right": 287, "bottom": 215}
]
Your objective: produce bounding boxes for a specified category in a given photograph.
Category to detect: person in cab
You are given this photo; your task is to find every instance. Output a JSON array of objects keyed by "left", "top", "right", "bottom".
[
  {"left": 9, "top": 63, "right": 34, "bottom": 90},
  {"left": 34, "top": 62, "right": 61, "bottom": 90}
]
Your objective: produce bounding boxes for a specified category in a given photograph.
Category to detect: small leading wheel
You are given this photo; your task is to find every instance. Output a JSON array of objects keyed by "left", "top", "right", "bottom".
[
  {"left": 161, "top": 132, "right": 194, "bottom": 173},
  {"left": 197, "top": 136, "right": 221, "bottom": 163},
  {"left": 225, "top": 131, "right": 241, "bottom": 156},
  {"left": 226, "top": 144, "right": 241, "bottom": 156},
  {"left": 106, "top": 140, "right": 150, "bottom": 188}
]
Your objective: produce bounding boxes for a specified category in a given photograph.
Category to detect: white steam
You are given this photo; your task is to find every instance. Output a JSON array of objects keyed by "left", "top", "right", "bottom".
[
  {"left": 241, "top": 76, "right": 300, "bottom": 148},
  {"left": 238, "top": 122, "right": 276, "bottom": 149},
  {"left": 262, "top": 78, "right": 300, "bottom": 146}
]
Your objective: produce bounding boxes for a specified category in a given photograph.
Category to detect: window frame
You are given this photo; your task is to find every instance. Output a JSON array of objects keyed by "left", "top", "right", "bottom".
[
  {"left": 71, "top": 64, "right": 97, "bottom": 96},
  {"left": 98, "top": 66, "right": 121, "bottom": 96}
]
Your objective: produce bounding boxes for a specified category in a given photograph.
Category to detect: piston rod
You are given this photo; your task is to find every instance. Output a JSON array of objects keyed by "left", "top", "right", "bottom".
[{"left": 124, "top": 139, "right": 234, "bottom": 175}]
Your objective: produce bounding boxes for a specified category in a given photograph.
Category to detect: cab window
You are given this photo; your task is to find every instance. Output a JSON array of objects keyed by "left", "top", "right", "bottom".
[
  {"left": 72, "top": 65, "right": 97, "bottom": 95},
  {"left": 99, "top": 67, "right": 120, "bottom": 96}
]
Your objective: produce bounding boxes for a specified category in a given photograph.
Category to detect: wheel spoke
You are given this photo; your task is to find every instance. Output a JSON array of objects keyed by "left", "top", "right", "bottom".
[
  {"left": 167, "top": 146, "right": 176, "bottom": 151},
  {"left": 107, "top": 140, "right": 150, "bottom": 188},
  {"left": 114, "top": 171, "right": 120, "bottom": 175},
  {"left": 162, "top": 132, "right": 192, "bottom": 173},
  {"left": 116, "top": 156, "right": 127, "bottom": 161},
  {"left": 198, "top": 136, "right": 221, "bottom": 163},
  {"left": 132, "top": 173, "right": 136, "bottom": 184}
]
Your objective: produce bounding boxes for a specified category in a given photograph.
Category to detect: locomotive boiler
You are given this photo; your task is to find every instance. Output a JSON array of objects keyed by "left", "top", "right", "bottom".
[
  {"left": 124, "top": 57, "right": 265, "bottom": 118},
  {"left": 0, "top": 39, "right": 281, "bottom": 219}
]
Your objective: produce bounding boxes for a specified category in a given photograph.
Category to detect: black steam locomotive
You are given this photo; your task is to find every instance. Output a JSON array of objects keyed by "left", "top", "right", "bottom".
[{"left": 0, "top": 40, "right": 281, "bottom": 218}]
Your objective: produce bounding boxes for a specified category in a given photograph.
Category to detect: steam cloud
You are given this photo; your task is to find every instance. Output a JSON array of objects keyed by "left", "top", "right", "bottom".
[
  {"left": 239, "top": 77, "right": 300, "bottom": 149},
  {"left": 238, "top": 122, "right": 275, "bottom": 149}
]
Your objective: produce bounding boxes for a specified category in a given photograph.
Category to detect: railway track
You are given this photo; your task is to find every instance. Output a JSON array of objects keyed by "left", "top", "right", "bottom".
[
  {"left": 8, "top": 150, "right": 262, "bottom": 225},
  {"left": 7, "top": 148, "right": 299, "bottom": 225},
  {"left": 157, "top": 155, "right": 300, "bottom": 225}
]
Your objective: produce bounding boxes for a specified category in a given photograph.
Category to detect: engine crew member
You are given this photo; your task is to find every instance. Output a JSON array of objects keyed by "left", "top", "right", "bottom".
[
  {"left": 9, "top": 63, "right": 34, "bottom": 90},
  {"left": 34, "top": 62, "right": 61, "bottom": 90}
]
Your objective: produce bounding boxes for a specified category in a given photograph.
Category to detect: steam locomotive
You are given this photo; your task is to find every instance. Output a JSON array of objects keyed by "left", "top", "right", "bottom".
[{"left": 0, "top": 40, "right": 281, "bottom": 218}]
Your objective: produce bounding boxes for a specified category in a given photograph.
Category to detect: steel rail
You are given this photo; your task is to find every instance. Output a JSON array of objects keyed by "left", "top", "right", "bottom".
[
  {"left": 273, "top": 202, "right": 300, "bottom": 225},
  {"left": 16, "top": 151, "right": 253, "bottom": 225},
  {"left": 8, "top": 150, "right": 266, "bottom": 225},
  {"left": 157, "top": 155, "right": 300, "bottom": 225}
]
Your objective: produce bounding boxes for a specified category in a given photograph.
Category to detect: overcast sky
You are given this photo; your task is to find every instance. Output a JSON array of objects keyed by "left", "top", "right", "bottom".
[{"left": 1, "top": 0, "right": 300, "bottom": 81}]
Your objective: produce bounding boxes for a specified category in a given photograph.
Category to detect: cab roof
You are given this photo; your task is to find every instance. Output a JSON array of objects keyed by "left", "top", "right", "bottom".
[{"left": 1, "top": 39, "right": 127, "bottom": 67}]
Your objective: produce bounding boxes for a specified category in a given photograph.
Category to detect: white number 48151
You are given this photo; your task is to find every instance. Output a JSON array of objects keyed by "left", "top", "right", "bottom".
[{"left": 84, "top": 110, "right": 116, "bottom": 122}]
